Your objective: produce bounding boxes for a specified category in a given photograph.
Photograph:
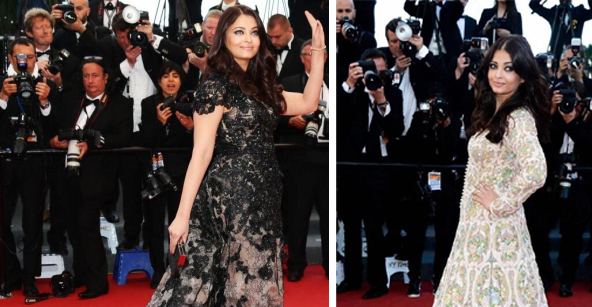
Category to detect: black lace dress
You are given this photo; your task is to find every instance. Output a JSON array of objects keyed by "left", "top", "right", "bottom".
[{"left": 146, "top": 74, "right": 284, "bottom": 307}]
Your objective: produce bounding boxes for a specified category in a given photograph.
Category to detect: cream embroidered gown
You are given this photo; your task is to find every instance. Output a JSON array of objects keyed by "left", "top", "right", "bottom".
[{"left": 433, "top": 109, "right": 548, "bottom": 307}]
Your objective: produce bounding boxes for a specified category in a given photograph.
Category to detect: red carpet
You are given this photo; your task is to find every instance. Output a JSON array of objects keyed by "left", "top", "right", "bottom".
[
  {"left": 337, "top": 281, "right": 592, "bottom": 307},
  {"left": 0, "top": 265, "right": 328, "bottom": 306}
]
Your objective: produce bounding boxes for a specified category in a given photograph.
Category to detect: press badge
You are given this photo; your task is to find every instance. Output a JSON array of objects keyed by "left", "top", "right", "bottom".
[{"left": 428, "top": 171, "right": 441, "bottom": 191}]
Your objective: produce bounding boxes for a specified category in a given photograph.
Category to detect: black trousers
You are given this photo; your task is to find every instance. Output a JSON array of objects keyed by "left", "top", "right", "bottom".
[
  {"left": 47, "top": 157, "right": 68, "bottom": 247},
  {"left": 65, "top": 173, "right": 108, "bottom": 292},
  {"left": 284, "top": 164, "right": 329, "bottom": 274},
  {"left": 1, "top": 157, "right": 46, "bottom": 282},
  {"left": 432, "top": 179, "right": 461, "bottom": 286},
  {"left": 524, "top": 186, "right": 556, "bottom": 286},
  {"left": 145, "top": 175, "right": 183, "bottom": 273},
  {"left": 120, "top": 133, "right": 150, "bottom": 242},
  {"left": 337, "top": 167, "right": 363, "bottom": 287}
]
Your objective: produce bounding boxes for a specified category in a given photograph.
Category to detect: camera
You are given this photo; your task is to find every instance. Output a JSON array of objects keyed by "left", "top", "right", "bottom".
[
  {"left": 56, "top": 3, "right": 77, "bottom": 24},
  {"left": 47, "top": 49, "right": 70, "bottom": 75},
  {"left": 396, "top": 19, "right": 421, "bottom": 58},
  {"left": 490, "top": 16, "right": 507, "bottom": 30},
  {"left": 568, "top": 38, "right": 582, "bottom": 70},
  {"left": 339, "top": 17, "right": 359, "bottom": 41},
  {"left": 553, "top": 82, "right": 579, "bottom": 113},
  {"left": 122, "top": 6, "right": 150, "bottom": 46},
  {"left": 50, "top": 271, "right": 75, "bottom": 297},
  {"left": 178, "top": 24, "right": 202, "bottom": 46},
  {"left": 57, "top": 128, "right": 103, "bottom": 175},
  {"left": 418, "top": 95, "right": 449, "bottom": 123},
  {"left": 464, "top": 37, "right": 489, "bottom": 74},
  {"left": 535, "top": 52, "right": 555, "bottom": 76},
  {"left": 11, "top": 53, "right": 40, "bottom": 104},
  {"left": 556, "top": 154, "right": 576, "bottom": 199},
  {"left": 160, "top": 94, "right": 194, "bottom": 116},
  {"left": 9, "top": 113, "right": 35, "bottom": 159},
  {"left": 142, "top": 153, "right": 179, "bottom": 201},
  {"left": 302, "top": 100, "right": 328, "bottom": 141}
]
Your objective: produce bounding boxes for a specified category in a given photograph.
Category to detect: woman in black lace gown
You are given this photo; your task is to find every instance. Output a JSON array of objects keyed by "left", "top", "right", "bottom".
[{"left": 146, "top": 5, "right": 325, "bottom": 307}]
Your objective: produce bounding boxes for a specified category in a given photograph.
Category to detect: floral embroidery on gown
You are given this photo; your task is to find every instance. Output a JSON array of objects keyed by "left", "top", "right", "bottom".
[
  {"left": 146, "top": 74, "right": 284, "bottom": 307},
  {"left": 433, "top": 108, "right": 548, "bottom": 307}
]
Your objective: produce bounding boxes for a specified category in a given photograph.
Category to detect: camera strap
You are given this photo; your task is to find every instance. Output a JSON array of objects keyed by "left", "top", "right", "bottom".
[{"left": 74, "top": 94, "right": 109, "bottom": 130}]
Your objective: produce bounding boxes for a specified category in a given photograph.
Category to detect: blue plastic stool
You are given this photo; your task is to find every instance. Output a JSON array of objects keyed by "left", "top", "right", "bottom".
[{"left": 113, "top": 247, "right": 154, "bottom": 285}]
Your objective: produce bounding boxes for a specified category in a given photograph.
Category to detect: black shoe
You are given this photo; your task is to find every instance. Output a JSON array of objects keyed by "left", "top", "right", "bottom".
[
  {"left": 150, "top": 270, "right": 164, "bottom": 289},
  {"left": 23, "top": 280, "right": 38, "bottom": 297},
  {"left": 4, "top": 278, "right": 22, "bottom": 292},
  {"left": 49, "top": 242, "right": 68, "bottom": 256},
  {"left": 407, "top": 279, "right": 421, "bottom": 298},
  {"left": 103, "top": 210, "right": 119, "bottom": 223},
  {"left": 287, "top": 270, "right": 303, "bottom": 282},
  {"left": 116, "top": 239, "right": 138, "bottom": 251},
  {"left": 362, "top": 286, "right": 388, "bottom": 299},
  {"left": 336, "top": 281, "right": 361, "bottom": 294},
  {"left": 78, "top": 289, "right": 108, "bottom": 299},
  {"left": 559, "top": 284, "right": 573, "bottom": 297}
]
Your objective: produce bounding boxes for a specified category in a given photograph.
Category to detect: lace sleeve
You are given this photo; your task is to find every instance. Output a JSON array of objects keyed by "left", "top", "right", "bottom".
[{"left": 193, "top": 75, "right": 231, "bottom": 115}]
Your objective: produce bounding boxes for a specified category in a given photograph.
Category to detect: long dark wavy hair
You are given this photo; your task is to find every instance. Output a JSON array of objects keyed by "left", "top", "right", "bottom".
[
  {"left": 468, "top": 35, "right": 551, "bottom": 144},
  {"left": 495, "top": 0, "right": 520, "bottom": 34},
  {"left": 204, "top": 5, "right": 286, "bottom": 113}
]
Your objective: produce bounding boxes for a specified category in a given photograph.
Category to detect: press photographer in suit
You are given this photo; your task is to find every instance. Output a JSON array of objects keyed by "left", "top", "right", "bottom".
[
  {"left": 141, "top": 61, "right": 193, "bottom": 288},
  {"left": 267, "top": 14, "right": 305, "bottom": 82},
  {"left": 337, "top": 48, "right": 404, "bottom": 299},
  {"left": 89, "top": 0, "right": 128, "bottom": 30},
  {"left": 278, "top": 39, "right": 329, "bottom": 282},
  {"left": 0, "top": 38, "right": 56, "bottom": 296},
  {"left": 51, "top": 0, "right": 98, "bottom": 59},
  {"left": 49, "top": 58, "right": 132, "bottom": 299}
]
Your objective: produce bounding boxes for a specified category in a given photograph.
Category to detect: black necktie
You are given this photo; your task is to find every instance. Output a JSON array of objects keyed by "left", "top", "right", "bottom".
[
  {"left": 105, "top": 2, "right": 115, "bottom": 10},
  {"left": 36, "top": 50, "right": 51, "bottom": 58},
  {"left": 84, "top": 98, "right": 99, "bottom": 108},
  {"left": 275, "top": 45, "right": 289, "bottom": 56}
]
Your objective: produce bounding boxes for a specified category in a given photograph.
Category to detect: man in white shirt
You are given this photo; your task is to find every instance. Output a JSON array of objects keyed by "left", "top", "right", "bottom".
[
  {"left": 89, "top": 0, "right": 128, "bottom": 30},
  {"left": 267, "top": 14, "right": 305, "bottom": 81}
]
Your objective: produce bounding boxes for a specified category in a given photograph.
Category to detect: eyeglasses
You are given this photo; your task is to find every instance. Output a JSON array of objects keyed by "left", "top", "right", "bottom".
[
  {"left": 83, "top": 56, "right": 103, "bottom": 61},
  {"left": 301, "top": 52, "right": 313, "bottom": 56}
]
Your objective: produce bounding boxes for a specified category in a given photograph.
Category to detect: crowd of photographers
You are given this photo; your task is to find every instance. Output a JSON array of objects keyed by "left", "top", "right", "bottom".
[
  {"left": 1, "top": 0, "right": 329, "bottom": 300},
  {"left": 337, "top": 0, "right": 592, "bottom": 300}
]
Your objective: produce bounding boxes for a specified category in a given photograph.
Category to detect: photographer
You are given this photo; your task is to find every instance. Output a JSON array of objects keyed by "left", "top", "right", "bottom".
[
  {"left": 141, "top": 61, "right": 192, "bottom": 289},
  {"left": 49, "top": 57, "right": 132, "bottom": 298},
  {"left": 403, "top": 0, "right": 465, "bottom": 62},
  {"left": 336, "top": 0, "right": 376, "bottom": 81},
  {"left": 556, "top": 44, "right": 592, "bottom": 95},
  {"left": 477, "top": 0, "right": 523, "bottom": 44},
  {"left": 24, "top": 7, "right": 77, "bottom": 256},
  {"left": 0, "top": 38, "right": 56, "bottom": 296},
  {"left": 337, "top": 48, "right": 404, "bottom": 299},
  {"left": 98, "top": 11, "right": 160, "bottom": 251},
  {"left": 89, "top": 0, "right": 128, "bottom": 30},
  {"left": 278, "top": 40, "right": 329, "bottom": 282},
  {"left": 183, "top": 9, "right": 222, "bottom": 88},
  {"left": 530, "top": 0, "right": 592, "bottom": 61},
  {"left": 51, "top": 0, "right": 98, "bottom": 60},
  {"left": 268, "top": 14, "right": 305, "bottom": 82}
]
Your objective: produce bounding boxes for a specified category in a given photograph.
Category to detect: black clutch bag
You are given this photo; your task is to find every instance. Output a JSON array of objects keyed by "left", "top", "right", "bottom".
[{"left": 168, "top": 240, "right": 187, "bottom": 279}]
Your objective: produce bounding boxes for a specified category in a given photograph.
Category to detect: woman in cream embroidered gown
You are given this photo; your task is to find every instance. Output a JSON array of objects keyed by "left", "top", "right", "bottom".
[{"left": 433, "top": 35, "right": 550, "bottom": 307}]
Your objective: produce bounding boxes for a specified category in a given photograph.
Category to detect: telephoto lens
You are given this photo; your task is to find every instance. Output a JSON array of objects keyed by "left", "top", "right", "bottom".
[{"left": 66, "top": 140, "right": 81, "bottom": 175}]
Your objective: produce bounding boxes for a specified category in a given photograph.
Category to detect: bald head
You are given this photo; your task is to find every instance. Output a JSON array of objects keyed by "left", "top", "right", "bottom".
[{"left": 336, "top": 0, "right": 355, "bottom": 21}]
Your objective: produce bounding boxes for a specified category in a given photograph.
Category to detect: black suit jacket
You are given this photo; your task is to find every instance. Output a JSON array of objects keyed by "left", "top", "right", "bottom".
[
  {"left": 98, "top": 34, "right": 162, "bottom": 94},
  {"left": 476, "top": 8, "right": 523, "bottom": 44},
  {"left": 530, "top": 0, "right": 592, "bottom": 57},
  {"left": 339, "top": 83, "right": 404, "bottom": 162},
  {"left": 461, "top": 15, "right": 478, "bottom": 40},
  {"left": 53, "top": 90, "right": 132, "bottom": 200},
  {"left": 274, "top": 35, "right": 306, "bottom": 81},
  {"left": 141, "top": 93, "right": 192, "bottom": 177},
  {"left": 52, "top": 20, "right": 99, "bottom": 58},
  {"left": 404, "top": 0, "right": 464, "bottom": 58},
  {"left": 89, "top": 0, "right": 128, "bottom": 28}
]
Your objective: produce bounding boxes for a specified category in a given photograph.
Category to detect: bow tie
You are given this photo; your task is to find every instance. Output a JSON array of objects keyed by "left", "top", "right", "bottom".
[
  {"left": 275, "top": 46, "right": 289, "bottom": 56},
  {"left": 84, "top": 98, "right": 99, "bottom": 108},
  {"left": 435, "top": 2, "right": 444, "bottom": 7},
  {"left": 36, "top": 50, "right": 51, "bottom": 58},
  {"left": 105, "top": 2, "right": 115, "bottom": 10}
]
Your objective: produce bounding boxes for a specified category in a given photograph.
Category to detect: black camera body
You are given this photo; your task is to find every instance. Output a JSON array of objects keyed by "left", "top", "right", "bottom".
[
  {"left": 302, "top": 100, "right": 328, "bottom": 142},
  {"left": 141, "top": 167, "right": 179, "bottom": 201},
  {"left": 396, "top": 19, "right": 421, "bottom": 58},
  {"left": 160, "top": 94, "right": 194, "bottom": 116},
  {"left": 9, "top": 113, "right": 35, "bottom": 159},
  {"left": 463, "top": 37, "right": 489, "bottom": 74},
  {"left": 11, "top": 72, "right": 39, "bottom": 104},
  {"left": 56, "top": 4, "right": 77, "bottom": 24},
  {"left": 48, "top": 49, "right": 71, "bottom": 75},
  {"left": 127, "top": 11, "right": 150, "bottom": 47},
  {"left": 339, "top": 17, "right": 359, "bottom": 41},
  {"left": 553, "top": 82, "right": 579, "bottom": 113},
  {"left": 418, "top": 95, "right": 449, "bottom": 124},
  {"left": 193, "top": 41, "right": 208, "bottom": 58},
  {"left": 50, "top": 271, "right": 75, "bottom": 297}
]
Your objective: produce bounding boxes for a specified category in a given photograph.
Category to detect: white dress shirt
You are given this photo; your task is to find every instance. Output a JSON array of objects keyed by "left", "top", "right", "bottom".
[
  {"left": 1, "top": 64, "right": 51, "bottom": 116},
  {"left": 221, "top": 1, "right": 237, "bottom": 11},
  {"left": 76, "top": 92, "right": 104, "bottom": 129},
  {"left": 119, "top": 55, "right": 157, "bottom": 132},
  {"left": 103, "top": 0, "right": 118, "bottom": 29},
  {"left": 428, "top": 0, "right": 447, "bottom": 56}
]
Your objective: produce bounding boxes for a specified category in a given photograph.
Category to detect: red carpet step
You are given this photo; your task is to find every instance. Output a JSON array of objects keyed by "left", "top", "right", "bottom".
[
  {"left": 337, "top": 281, "right": 592, "bottom": 307},
  {"left": 1, "top": 265, "right": 328, "bottom": 306}
]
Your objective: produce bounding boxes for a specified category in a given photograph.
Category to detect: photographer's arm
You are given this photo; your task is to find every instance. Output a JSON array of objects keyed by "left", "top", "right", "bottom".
[
  {"left": 529, "top": 0, "right": 554, "bottom": 22},
  {"left": 403, "top": 0, "right": 422, "bottom": 18},
  {"left": 0, "top": 78, "right": 16, "bottom": 109}
]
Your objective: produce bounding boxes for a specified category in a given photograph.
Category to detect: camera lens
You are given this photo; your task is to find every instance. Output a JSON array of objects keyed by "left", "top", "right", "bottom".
[{"left": 64, "top": 11, "right": 77, "bottom": 23}]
